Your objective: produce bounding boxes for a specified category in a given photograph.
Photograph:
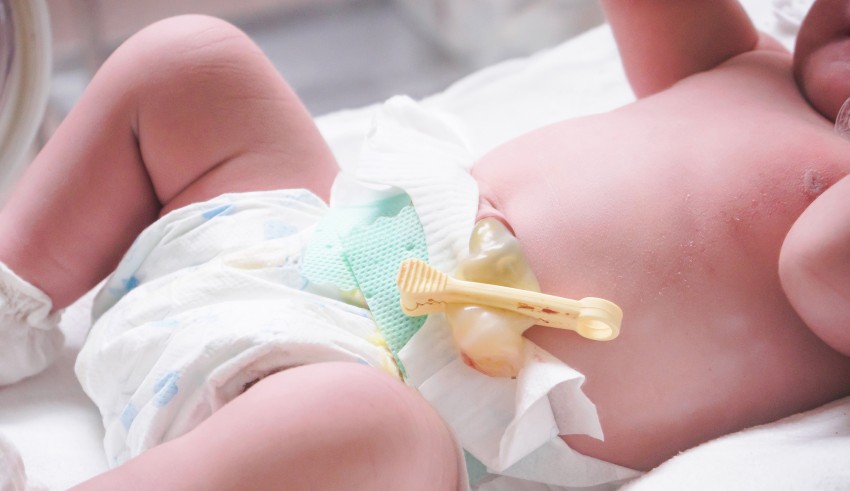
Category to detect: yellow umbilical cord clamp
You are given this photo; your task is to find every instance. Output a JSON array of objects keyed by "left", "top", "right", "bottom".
[{"left": 396, "top": 258, "right": 622, "bottom": 341}]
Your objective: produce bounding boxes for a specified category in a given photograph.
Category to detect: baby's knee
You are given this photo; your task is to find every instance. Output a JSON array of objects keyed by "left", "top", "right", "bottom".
[
  {"left": 124, "top": 14, "right": 255, "bottom": 61},
  {"left": 102, "top": 15, "right": 266, "bottom": 100},
  {"left": 145, "top": 15, "right": 256, "bottom": 57}
]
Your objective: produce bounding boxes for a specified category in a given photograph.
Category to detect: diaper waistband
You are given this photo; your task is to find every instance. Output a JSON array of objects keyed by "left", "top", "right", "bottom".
[{"left": 303, "top": 96, "right": 480, "bottom": 373}]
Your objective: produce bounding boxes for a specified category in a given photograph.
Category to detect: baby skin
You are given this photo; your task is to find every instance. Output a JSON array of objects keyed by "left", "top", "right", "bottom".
[
  {"left": 1, "top": 0, "right": 849, "bottom": 489},
  {"left": 474, "top": 0, "right": 850, "bottom": 471}
]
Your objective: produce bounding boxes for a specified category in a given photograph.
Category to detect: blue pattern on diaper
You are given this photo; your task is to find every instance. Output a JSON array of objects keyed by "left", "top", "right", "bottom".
[
  {"left": 297, "top": 276, "right": 309, "bottom": 290},
  {"left": 201, "top": 204, "right": 234, "bottom": 220},
  {"left": 120, "top": 402, "right": 139, "bottom": 430},
  {"left": 283, "top": 189, "right": 324, "bottom": 205},
  {"left": 264, "top": 220, "right": 297, "bottom": 239},
  {"left": 153, "top": 371, "right": 180, "bottom": 407},
  {"left": 122, "top": 275, "right": 140, "bottom": 292}
]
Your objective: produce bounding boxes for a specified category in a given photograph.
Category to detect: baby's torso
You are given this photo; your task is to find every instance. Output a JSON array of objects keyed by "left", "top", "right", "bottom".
[{"left": 472, "top": 49, "right": 850, "bottom": 470}]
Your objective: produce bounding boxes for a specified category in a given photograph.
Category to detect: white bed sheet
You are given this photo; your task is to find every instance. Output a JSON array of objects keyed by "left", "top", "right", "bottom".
[{"left": 4, "top": 1, "right": 848, "bottom": 489}]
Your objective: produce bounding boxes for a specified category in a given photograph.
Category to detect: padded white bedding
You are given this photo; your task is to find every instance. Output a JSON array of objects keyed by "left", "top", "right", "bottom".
[{"left": 3, "top": 0, "right": 850, "bottom": 489}]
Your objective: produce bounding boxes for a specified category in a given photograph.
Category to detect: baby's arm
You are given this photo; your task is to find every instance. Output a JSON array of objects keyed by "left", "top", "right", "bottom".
[
  {"left": 600, "top": 0, "right": 759, "bottom": 98},
  {"left": 780, "top": 175, "right": 850, "bottom": 357}
]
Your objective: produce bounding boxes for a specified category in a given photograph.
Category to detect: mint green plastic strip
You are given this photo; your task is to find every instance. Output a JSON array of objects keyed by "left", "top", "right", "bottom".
[
  {"left": 302, "top": 195, "right": 429, "bottom": 373},
  {"left": 342, "top": 205, "right": 428, "bottom": 355},
  {"left": 302, "top": 193, "right": 412, "bottom": 293}
]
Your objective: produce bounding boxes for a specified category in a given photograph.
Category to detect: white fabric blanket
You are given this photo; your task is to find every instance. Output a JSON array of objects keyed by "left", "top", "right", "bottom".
[
  {"left": 4, "top": 0, "right": 849, "bottom": 489},
  {"left": 623, "top": 396, "right": 850, "bottom": 490}
]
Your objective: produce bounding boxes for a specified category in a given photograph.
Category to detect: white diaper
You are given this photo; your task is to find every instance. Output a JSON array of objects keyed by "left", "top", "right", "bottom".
[
  {"left": 76, "top": 96, "right": 640, "bottom": 489},
  {"left": 75, "top": 189, "right": 399, "bottom": 465}
]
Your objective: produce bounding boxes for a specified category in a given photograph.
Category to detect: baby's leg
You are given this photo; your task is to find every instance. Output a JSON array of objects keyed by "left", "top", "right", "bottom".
[
  {"left": 72, "top": 362, "right": 460, "bottom": 490},
  {"left": 0, "top": 15, "right": 336, "bottom": 309}
]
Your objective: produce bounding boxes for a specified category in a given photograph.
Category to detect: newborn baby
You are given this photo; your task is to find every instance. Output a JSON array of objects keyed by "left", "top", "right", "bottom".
[
  {"left": 474, "top": 0, "right": 850, "bottom": 471},
  {"left": 0, "top": 0, "right": 848, "bottom": 489}
]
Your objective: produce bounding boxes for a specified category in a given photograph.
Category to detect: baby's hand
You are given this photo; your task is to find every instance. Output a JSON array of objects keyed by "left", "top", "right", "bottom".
[{"left": 780, "top": 174, "right": 850, "bottom": 357}]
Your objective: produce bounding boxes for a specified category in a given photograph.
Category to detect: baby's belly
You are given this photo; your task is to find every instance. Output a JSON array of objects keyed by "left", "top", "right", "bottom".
[{"left": 471, "top": 113, "right": 850, "bottom": 470}]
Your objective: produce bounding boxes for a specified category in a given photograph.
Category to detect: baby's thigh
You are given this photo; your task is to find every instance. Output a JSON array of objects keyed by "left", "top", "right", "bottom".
[{"left": 199, "top": 362, "right": 461, "bottom": 490}]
